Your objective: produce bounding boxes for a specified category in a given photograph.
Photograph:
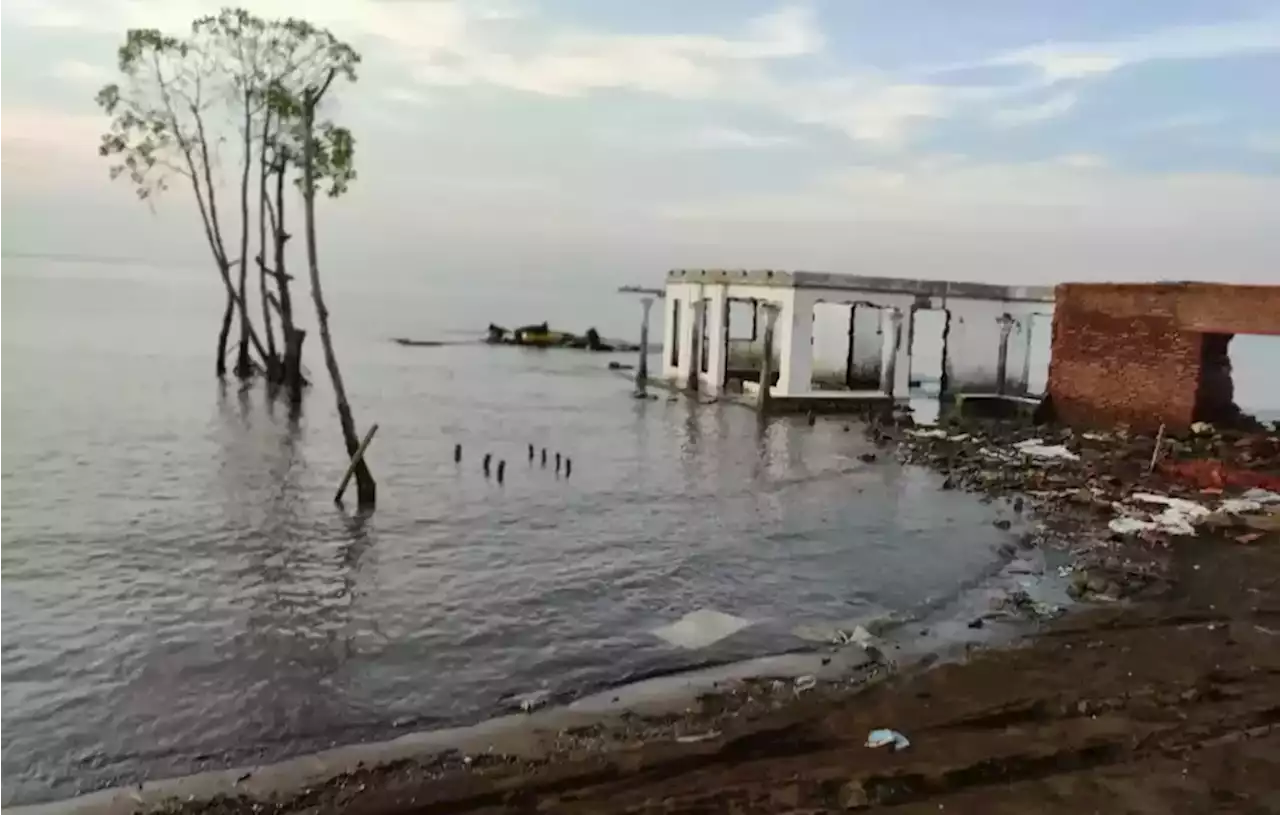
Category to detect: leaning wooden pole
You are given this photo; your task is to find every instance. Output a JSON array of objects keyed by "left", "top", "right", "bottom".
[{"left": 335, "top": 423, "right": 379, "bottom": 504}]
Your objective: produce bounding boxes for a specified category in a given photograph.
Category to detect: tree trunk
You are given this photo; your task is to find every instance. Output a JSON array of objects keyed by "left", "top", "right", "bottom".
[
  {"left": 283, "top": 327, "right": 307, "bottom": 401},
  {"left": 258, "top": 111, "right": 281, "bottom": 383},
  {"left": 302, "top": 87, "right": 375, "bottom": 508},
  {"left": 215, "top": 288, "right": 234, "bottom": 377},
  {"left": 274, "top": 160, "right": 305, "bottom": 401},
  {"left": 234, "top": 92, "right": 257, "bottom": 380}
]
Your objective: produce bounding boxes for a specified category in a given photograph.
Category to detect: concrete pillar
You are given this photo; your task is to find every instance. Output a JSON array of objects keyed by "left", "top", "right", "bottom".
[
  {"left": 889, "top": 308, "right": 911, "bottom": 398},
  {"left": 703, "top": 286, "right": 728, "bottom": 395},
  {"left": 757, "top": 304, "right": 779, "bottom": 414},
  {"left": 635, "top": 297, "right": 653, "bottom": 396},
  {"left": 777, "top": 292, "right": 815, "bottom": 396},
  {"left": 687, "top": 297, "right": 705, "bottom": 393},
  {"left": 879, "top": 309, "right": 901, "bottom": 396}
]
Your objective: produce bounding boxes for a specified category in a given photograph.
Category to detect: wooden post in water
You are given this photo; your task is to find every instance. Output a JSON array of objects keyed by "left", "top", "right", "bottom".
[
  {"left": 635, "top": 296, "right": 654, "bottom": 397},
  {"left": 757, "top": 305, "right": 779, "bottom": 416},
  {"left": 335, "top": 423, "right": 379, "bottom": 504}
]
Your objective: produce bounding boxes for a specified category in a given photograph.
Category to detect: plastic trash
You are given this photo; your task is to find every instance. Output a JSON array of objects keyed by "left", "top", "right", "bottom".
[
  {"left": 1012, "top": 439, "right": 1080, "bottom": 461},
  {"left": 1109, "top": 517, "right": 1156, "bottom": 535},
  {"left": 865, "top": 728, "right": 910, "bottom": 751},
  {"left": 652, "top": 609, "right": 753, "bottom": 650},
  {"left": 513, "top": 689, "right": 551, "bottom": 713},
  {"left": 1241, "top": 488, "right": 1280, "bottom": 505},
  {"left": 675, "top": 730, "right": 721, "bottom": 744},
  {"left": 1219, "top": 499, "right": 1264, "bottom": 515},
  {"left": 794, "top": 674, "right": 817, "bottom": 692},
  {"left": 1113, "top": 493, "right": 1211, "bottom": 535}
]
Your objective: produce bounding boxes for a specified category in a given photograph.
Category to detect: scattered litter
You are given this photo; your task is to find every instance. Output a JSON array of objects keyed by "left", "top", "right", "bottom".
[
  {"left": 1219, "top": 499, "right": 1264, "bottom": 515},
  {"left": 675, "top": 730, "right": 721, "bottom": 744},
  {"left": 1190, "top": 421, "right": 1214, "bottom": 435},
  {"left": 831, "top": 625, "right": 877, "bottom": 649},
  {"left": 865, "top": 729, "right": 911, "bottom": 751},
  {"left": 907, "top": 429, "right": 951, "bottom": 439},
  {"left": 652, "top": 609, "right": 753, "bottom": 650},
  {"left": 793, "top": 675, "right": 817, "bottom": 693},
  {"left": 1110, "top": 492, "right": 1212, "bottom": 536},
  {"left": 1109, "top": 517, "right": 1156, "bottom": 535},
  {"left": 1082, "top": 432, "right": 1109, "bottom": 441},
  {"left": 1012, "top": 439, "right": 1080, "bottom": 461},
  {"left": 1241, "top": 488, "right": 1280, "bottom": 505},
  {"left": 511, "top": 690, "right": 551, "bottom": 713}
]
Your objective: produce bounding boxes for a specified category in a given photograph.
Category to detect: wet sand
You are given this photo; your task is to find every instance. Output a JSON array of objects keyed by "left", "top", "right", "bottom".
[{"left": 24, "top": 420, "right": 1280, "bottom": 814}]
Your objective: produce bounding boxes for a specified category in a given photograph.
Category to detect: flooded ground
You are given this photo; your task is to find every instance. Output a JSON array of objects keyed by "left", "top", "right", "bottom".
[{"left": 1, "top": 262, "right": 1020, "bottom": 806}]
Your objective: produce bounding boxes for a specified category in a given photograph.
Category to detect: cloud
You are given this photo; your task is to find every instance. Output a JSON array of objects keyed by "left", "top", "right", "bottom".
[
  {"left": 660, "top": 155, "right": 1276, "bottom": 225},
  {"left": 388, "top": 4, "right": 822, "bottom": 98},
  {"left": 1244, "top": 132, "right": 1280, "bottom": 154},
  {"left": 1136, "top": 111, "right": 1226, "bottom": 132},
  {"left": 51, "top": 59, "right": 113, "bottom": 85},
  {"left": 991, "top": 92, "right": 1077, "bottom": 126},
  {"left": 688, "top": 126, "right": 799, "bottom": 149},
  {"left": 986, "top": 15, "right": 1280, "bottom": 82}
]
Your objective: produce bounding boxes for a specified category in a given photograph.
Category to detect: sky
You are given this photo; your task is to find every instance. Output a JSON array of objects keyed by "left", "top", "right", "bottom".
[{"left": 2, "top": 0, "right": 1279, "bottom": 293}]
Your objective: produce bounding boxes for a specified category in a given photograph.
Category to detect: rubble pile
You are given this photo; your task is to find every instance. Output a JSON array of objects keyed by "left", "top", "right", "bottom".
[{"left": 879, "top": 417, "right": 1280, "bottom": 601}]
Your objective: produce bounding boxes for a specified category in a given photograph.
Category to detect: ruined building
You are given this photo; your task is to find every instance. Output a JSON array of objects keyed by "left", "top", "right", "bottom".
[{"left": 1047, "top": 282, "right": 1280, "bottom": 431}]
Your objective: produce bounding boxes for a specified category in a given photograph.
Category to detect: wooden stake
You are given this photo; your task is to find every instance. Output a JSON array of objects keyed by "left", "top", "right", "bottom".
[
  {"left": 335, "top": 423, "right": 379, "bottom": 503},
  {"left": 1147, "top": 423, "right": 1166, "bottom": 474}
]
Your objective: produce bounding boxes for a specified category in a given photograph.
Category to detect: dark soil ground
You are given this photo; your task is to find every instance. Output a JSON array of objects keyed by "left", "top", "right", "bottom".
[{"left": 155, "top": 419, "right": 1280, "bottom": 814}]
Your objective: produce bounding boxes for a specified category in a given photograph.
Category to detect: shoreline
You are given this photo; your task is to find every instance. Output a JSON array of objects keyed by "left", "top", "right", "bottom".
[{"left": 11, "top": 415, "right": 1278, "bottom": 814}]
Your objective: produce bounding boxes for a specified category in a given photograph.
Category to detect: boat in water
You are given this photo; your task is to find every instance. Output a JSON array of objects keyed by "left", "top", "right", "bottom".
[{"left": 486, "top": 323, "right": 639, "bottom": 352}]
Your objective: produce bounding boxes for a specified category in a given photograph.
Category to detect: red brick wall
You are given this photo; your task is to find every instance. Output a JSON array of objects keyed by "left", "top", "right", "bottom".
[
  {"left": 1049, "top": 284, "right": 1198, "bottom": 430},
  {"left": 1048, "top": 283, "right": 1280, "bottom": 430},
  {"left": 1174, "top": 284, "right": 1280, "bottom": 336}
]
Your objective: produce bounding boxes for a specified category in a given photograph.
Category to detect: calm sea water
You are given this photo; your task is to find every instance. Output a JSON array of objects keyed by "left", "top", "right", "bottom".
[{"left": 2, "top": 259, "right": 1276, "bottom": 806}]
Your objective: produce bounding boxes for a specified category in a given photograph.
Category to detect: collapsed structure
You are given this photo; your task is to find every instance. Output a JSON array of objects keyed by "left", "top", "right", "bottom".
[
  {"left": 653, "top": 269, "right": 1054, "bottom": 413},
  {"left": 627, "top": 272, "right": 1278, "bottom": 429}
]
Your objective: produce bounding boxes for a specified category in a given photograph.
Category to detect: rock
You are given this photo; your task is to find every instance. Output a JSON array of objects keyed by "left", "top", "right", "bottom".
[
  {"left": 840, "top": 780, "right": 870, "bottom": 809},
  {"left": 941, "top": 476, "right": 956, "bottom": 490},
  {"left": 993, "top": 518, "right": 1012, "bottom": 530},
  {"left": 859, "top": 452, "right": 878, "bottom": 463},
  {"left": 968, "top": 617, "right": 985, "bottom": 629}
]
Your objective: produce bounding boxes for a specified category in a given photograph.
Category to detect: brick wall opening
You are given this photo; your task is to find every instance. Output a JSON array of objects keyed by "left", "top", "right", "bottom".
[
  {"left": 1224, "top": 334, "right": 1280, "bottom": 427},
  {"left": 1193, "top": 333, "right": 1238, "bottom": 424}
]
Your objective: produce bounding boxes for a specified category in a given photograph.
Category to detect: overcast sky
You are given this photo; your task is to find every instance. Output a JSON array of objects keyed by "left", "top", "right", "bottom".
[{"left": 2, "top": 0, "right": 1279, "bottom": 292}]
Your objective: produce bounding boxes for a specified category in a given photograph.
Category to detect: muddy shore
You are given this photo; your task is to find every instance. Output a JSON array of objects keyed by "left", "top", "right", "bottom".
[{"left": 34, "top": 418, "right": 1280, "bottom": 814}]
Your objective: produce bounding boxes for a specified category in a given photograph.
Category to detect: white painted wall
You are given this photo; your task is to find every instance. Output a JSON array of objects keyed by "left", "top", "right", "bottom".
[{"left": 659, "top": 278, "right": 1054, "bottom": 399}]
